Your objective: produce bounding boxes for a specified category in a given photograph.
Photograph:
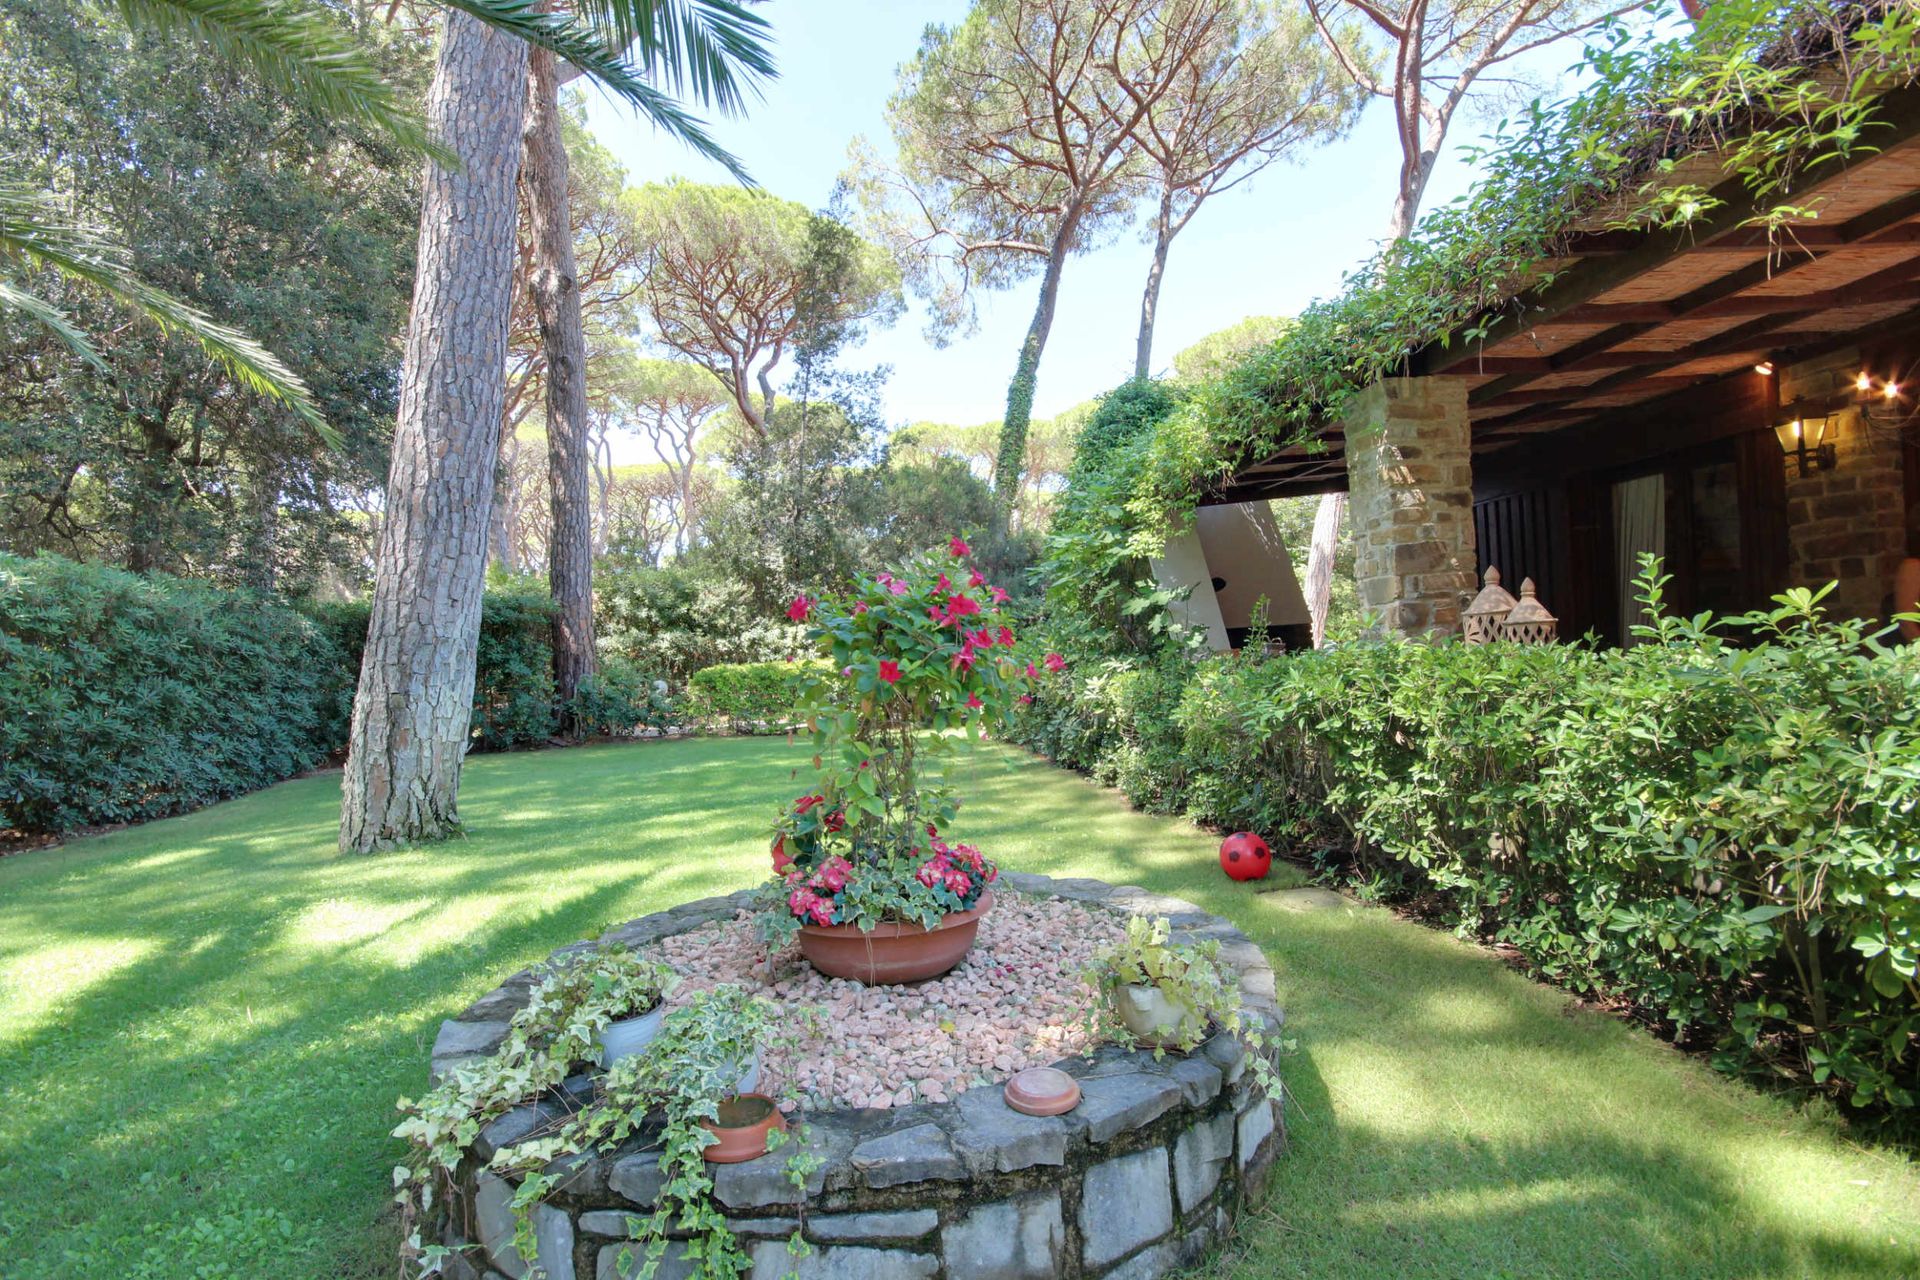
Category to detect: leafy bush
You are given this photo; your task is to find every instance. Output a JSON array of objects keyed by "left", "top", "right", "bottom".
[
  {"left": 1009, "top": 578, "right": 1920, "bottom": 1118},
  {"left": 595, "top": 558, "right": 806, "bottom": 688},
  {"left": 687, "top": 660, "right": 828, "bottom": 733},
  {"left": 0, "top": 552, "right": 339, "bottom": 833},
  {"left": 570, "top": 654, "right": 675, "bottom": 737}
]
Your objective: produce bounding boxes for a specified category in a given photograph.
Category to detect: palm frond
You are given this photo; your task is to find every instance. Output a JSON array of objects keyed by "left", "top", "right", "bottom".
[
  {"left": 0, "top": 281, "right": 111, "bottom": 375},
  {"left": 440, "top": 0, "right": 770, "bottom": 182},
  {"left": 570, "top": 0, "right": 775, "bottom": 115},
  {"left": 0, "top": 180, "right": 333, "bottom": 444},
  {"left": 115, "top": 0, "right": 450, "bottom": 163}
]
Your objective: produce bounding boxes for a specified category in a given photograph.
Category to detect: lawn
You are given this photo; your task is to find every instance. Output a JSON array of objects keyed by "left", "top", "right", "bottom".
[{"left": 1, "top": 737, "right": 1915, "bottom": 1280}]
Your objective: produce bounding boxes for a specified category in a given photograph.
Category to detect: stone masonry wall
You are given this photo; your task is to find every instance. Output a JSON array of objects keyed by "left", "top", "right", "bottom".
[
  {"left": 1345, "top": 376, "right": 1479, "bottom": 637},
  {"left": 427, "top": 875, "right": 1286, "bottom": 1280},
  {"left": 1781, "top": 351, "right": 1910, "bottom": 623}
]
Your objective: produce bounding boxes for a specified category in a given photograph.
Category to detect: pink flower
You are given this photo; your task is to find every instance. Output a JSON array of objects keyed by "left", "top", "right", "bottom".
[
  {"left": 795, "top": 794, "right": 823, "bottom": 814},
  {"left": 995, "top": 625, "right": 1015, "bottom": 648},
  {"left": 1017, "top": 694, "right": 1033, "bottom": 705},
  {"left": 915, "top": 859, "right": 945, "bottom": 889},
  {"left": 878, "top": 659, "right": 901, "bottom": 684},
  {"left": 950, "top": 536, "right": 971, "bottom": 557},
  {"left": 991, "top": 586, "right": 1010, "bottom": 604},
  {"left": 889, "top": 579, "right": 909, "bottom": 596},
  {"left": 946, "top": 594, "right": 981, "bottom": 619},
  {"left": 817, "top": 855, "right": 852, "bottom": 891},
  {"left": 823, "top": 809, "right": 845, "bottom": 833},
  {"left": 842, "top": 666, "right": 855, "bottom": 678},
  {"left": 790, "top": 885, "right": 828, "bottom": 923},
  {"left": 1024, "top": 662, "right": 1040, "bottom": 679},
  {"left": 937, "top": 572, "right": 951, "bottom": 593},
  {"left": 787, "top": 595, "right": 812, "bottom": 622},
  {"left": 1044, "top": 652, "right": 1066, "bottom": 673},
  {"left": 967, "top": 628, "right": 993, "bottom": 651},
  {"left": 853, "top": 601, "right": 868, "bottom": 614},
  {"left": 944, "top": 868, "right": 973, "bottom": 896},
  {"left": 951, "top": 650, "right": 978, "bottom": 672},
  {"left": 968, "top": 568, "right": 986, "bottom": 588},
  {"left": 966, "top": 693, "right": 983, "bottom": 710}
]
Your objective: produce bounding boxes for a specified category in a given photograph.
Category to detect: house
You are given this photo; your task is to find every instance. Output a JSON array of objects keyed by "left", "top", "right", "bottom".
[{"left": 1198, "top": 40, "right": 1920, "bottom": 645}]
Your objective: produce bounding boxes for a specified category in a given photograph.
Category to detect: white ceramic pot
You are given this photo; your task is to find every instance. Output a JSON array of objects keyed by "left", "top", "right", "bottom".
[
  {"left": 596, "top": 1006, "right": 665, "bottom": 1069},
  {"left": 726, "top": 1047, "right": 764, "bottom": 1097},
  {"left": 1114, "top": 984, "right": 1194, "bottom": 1046}
]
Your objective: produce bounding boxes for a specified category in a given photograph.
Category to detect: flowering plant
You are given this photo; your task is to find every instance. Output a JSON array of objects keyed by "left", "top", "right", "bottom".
[{"left": 763, "top": 538, "right": 1062, "bottom": 940}]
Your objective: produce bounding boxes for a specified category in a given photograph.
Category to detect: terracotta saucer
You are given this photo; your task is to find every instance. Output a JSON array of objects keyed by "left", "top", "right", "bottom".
[{"left": 1004, "top": 1067, "right": 1080, "bottom": 1116}]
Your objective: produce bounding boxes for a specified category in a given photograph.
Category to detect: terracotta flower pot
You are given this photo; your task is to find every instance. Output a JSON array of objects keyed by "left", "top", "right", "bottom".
[
  {"left": 700, "top": 1093, "right": 788, "bottom": 1164},
  {"left": 797, "top": 889, "right": 994, "bottom": 985}
]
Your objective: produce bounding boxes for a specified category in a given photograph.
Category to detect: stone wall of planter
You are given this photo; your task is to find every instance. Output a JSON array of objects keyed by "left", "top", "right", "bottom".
[{"left": 426, "top": 872, "right": 1286, "bottom": 1280}]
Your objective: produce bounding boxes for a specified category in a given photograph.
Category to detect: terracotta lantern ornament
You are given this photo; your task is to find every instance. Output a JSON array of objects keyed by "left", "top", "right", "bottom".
[
  {"left": 1463, "top": 565, "right": 1518, "bottom": 644},
  {"left": 1219, "top": 832, "right": 1271, "bottom": 881}
]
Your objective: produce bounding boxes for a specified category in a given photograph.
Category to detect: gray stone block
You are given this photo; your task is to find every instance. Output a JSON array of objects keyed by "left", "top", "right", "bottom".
[
  {"left": 529, "top": 1205, "right": 574, "bottom": 1280},
  {"left": 432, "top": 1019, "right": 511, "bottom": 1083},
  {"left": 1200, "top": 1031, "right": 1247, "bottom": 1085},
  {"left": 942, "top": 1189, "right": 1065, "bottom": 1280},
  {"left": 474, "top": 1172, "right": 523, "bottom": 1277},
  {"left": 577, "top": 1211, "right": 644, "bottom": 1238},
  {"left": 806, "top": 1209, "right": 940, "bottom": 1243},
  {"left": 727, "top": 1216, "right": 801, "bottom": 1239},
  {"left": 1071, "top": 1072, "right": 1183, "bottom": 1143},
  {"left": 1237, "top": 1096, "right": 1278, "bottom": 1169},
  {"left": 848, "top": 1122, "right": 964, "bottom": 1189},
  {"left": 1079, "top": 1147, "right": 1173, "bottom": 1268},
  {"left": 1166, "top": 1056, "right": 1224, "bottom": 1108},
  {"left": 950, "top": 1088, "right": 1068, "bottom": 1174},
  {"left": 1173, "top": 1112, "right": 1234, "bottom": 1213},
  {"left": 609, "top": 1154, "right": 665, "bottom": 1207},
  {"left": 477, "top": 1104, "right": 549, "bottom": 1163},
  {"left": 748, "top": 1242, "right": 938, "bottom": 1279}
]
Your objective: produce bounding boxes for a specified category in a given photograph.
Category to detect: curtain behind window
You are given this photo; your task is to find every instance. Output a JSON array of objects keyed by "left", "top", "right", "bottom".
[{"left": 1613, "top": 474, "right": 1666, "bottom": 645}]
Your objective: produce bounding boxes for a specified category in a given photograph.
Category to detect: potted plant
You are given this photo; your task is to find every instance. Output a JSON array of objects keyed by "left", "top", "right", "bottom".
[
  {"left": 527, "top": 949, "right": 679, "bottom": 1070},
  {"left": 761, "top": 537, "right": 1061, "bottom": 984},
  {"left": 1089, "top": 915, "right": 1280, "bottom": 1070}
]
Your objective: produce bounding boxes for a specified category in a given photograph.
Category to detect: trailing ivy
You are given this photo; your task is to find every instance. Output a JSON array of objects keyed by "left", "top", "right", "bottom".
[{"left": 1117, "top": 0, "right": 1920, "bottom": 553}]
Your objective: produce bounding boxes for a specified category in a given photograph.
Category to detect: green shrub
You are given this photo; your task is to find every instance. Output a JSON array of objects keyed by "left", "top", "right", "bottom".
[
  {"left": 0, "top": 553, "right": 340, "bottom": 833},
  {"left": 687, "top": 660, "right": 828, "bottom": 733},
  {"left": 570, "top": 654, "right": 675, "bottom": 737},
  {"left": 306, "top": 590, "right": 561, "bottom": 753},
  {"left": 1009, "top": 581, "right": 1920, "bottom": 1119},
  {"left": 594, "top": 558, "right": 805, "bottom": 688}
]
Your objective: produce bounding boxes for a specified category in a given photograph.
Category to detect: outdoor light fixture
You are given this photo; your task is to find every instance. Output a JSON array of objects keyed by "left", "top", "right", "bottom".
[
  {"left": 1753, "top": 360, "right": 1775, "bottom": 376},
  {"left": 1858, "top": 370, "right": 1874, "bottom": 392},
  {"left": 1774, "top": 400, "right": 1837, "bottom": 475}
]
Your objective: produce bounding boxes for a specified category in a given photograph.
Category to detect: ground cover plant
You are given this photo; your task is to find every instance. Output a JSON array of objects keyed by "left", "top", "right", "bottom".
[{"left": 2, "top": 737, "right": 1917, "bottom": 1279}]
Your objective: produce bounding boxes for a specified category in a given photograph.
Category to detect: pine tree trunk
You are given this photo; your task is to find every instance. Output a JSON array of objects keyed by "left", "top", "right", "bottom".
[
  {"left": 1134, "top": 194, "right": 1175, "bottom": 380},
  {"left": 522, "top": 43, "right": 596, "bottom": 734},
  {"left": 339, "top": 13, "right": 529, "bottom": 853},
  {"left": 993, "top": 225, "right": 1074, "bottom": 526},
  {"left": 1304, "top": 491, "right": 1345, "bottom": 648}
]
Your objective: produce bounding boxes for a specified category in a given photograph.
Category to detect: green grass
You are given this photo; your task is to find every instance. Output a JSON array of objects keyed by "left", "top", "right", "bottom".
[{"left": 1, "top": 737, "right": 1914, "bottom": 1279}]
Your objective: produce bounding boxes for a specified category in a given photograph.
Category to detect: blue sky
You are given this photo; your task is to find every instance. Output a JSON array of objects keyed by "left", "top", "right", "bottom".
[{"left": 582, "top": 0, "right": 1540, "bottom": 431}]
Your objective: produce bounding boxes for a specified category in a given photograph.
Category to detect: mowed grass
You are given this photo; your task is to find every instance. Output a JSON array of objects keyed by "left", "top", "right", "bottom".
[{"left": 1, "top": 737, "right": 1915, "bottom": 1280}]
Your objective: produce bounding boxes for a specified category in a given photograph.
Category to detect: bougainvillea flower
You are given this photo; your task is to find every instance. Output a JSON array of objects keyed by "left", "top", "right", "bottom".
[
  {"left": 877, "top": 659, "right": 901, "bottom": 684},
  {"left": 995, "top": 625, "right": 1015, "bottom": 647},
  {"left": 1044, "top": 652, "right": 1066, "bottom": 672},
  {"left": 787, "top": 595, "right": 812, "bottom": 622},
  {"left": 968, "top": 568, "right": 986, "bottom": 588},
  {"left": 949, "top": 536, "right": 971, "bottom": 557}
]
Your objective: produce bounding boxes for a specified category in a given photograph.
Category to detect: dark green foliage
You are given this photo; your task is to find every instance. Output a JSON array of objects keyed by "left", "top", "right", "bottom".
[
  {"left": 1008, "top": 583, "right": 1920, "bottom": 1120},
  {"left": 595, "top": 557, "right": 805, "bottom": 687},
  {"left": 311, "top": 591, "right": 562, "bottom": 753},
  {"left": 0, "top": 552, "right": 337, "bottom": 833},
  {"left": 687, "top": 660, "right": 827, "bottom": 733},
  {"left": 568, "top": 654, "right": 676, "bottom": 738}
]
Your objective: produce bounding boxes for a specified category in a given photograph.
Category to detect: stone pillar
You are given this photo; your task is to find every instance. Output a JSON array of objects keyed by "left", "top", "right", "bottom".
[{"left": 1344, "top": 376, "right": 1478, "bottom": 637}]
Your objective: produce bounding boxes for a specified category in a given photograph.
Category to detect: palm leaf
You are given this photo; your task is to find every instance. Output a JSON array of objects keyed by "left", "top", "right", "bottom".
[
  {"left": 0, "top": 281, "right": 111, "bottom": 376},
  {"left": 439, "top": 0, "right": 770, "bottom": 182},
  {"left": 114, "top": 0, "right": 450, "bottom": 163},
  {"left": 0, "top": 180, "right": 333, "bottom": 443}
]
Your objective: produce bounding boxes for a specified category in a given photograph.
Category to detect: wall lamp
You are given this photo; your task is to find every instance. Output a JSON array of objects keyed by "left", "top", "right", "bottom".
[{"left": 1773, "top": 398, "right": 1838, "bottom": 475}]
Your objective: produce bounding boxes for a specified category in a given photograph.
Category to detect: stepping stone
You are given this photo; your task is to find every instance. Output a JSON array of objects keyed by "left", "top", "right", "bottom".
[{"left": 1259, "top": 886, "right": 1349, "bottom": 911}]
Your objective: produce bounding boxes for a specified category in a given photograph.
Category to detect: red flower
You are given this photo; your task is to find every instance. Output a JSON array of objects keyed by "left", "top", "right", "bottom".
[
  {"left": 995, "top": 625, "right": 1015, "bottom": 648},
  {"left": 1017, "top": 694, "right": 1033, "bottom": 705},
  {"left": 1044, "top": 652, "right": 1066, "bottom": 673},
  {"left": 823, "top": 809, "right": 846, "bottom": 833},
  {"left": 951, "top": 649, "right": 978, "bottom": 671},
  {"left": 878, "top": 659, "right": 901, "bottom": 684},
  {"left": 817, "top": 855, "right": 852, "bottom": 891},
  {"left": 889, "top": 579, "right": 909, "bottom": 596},
  {"left": 937, "top": 572, "right": 951, "bottom": 593},
  {"left": 790, "top": 885, "right": 833, "bottom": 926},
  {"left": 787, "top": 595, "right": 812, "bottom": 622},
  {"left": 1024, "top": 662, "right": 1040, "bottom": 679},
  {"left": 968, "top": 568, "right": 986, "bottom": 588},
  {"left": 915, "top": 858, "right": 945, "bottom": 889},
  {"left": 950, "top": 536, "right": 971, "bottom": 557},
  {"left": 946, "top": 594, "right": 981, "bottom": 619},
  {"left": 795, "top": 794, "right": 824, "bottom": 814},
  {"left": 966, "top": 693, "right": 983, "bottom": 710},
  {"left": 771, "top": 836, "right": 793, "bottom": 875},
  {"left": 967, "top": 628, "right": 993, "bottom": 651},
  {"left": 853, "top": 601, "right": 868, "bottom": 614},
  {"left": 944, "top": 867, "right": 973, "bottom": 896},
  {"left": 991, "top": 586, "right": 1010, "bottom": 604}
]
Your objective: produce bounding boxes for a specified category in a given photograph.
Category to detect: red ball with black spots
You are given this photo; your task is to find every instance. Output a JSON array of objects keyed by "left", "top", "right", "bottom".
[{"left": 1219, "top": 831, "right": 1271, "bottom": 882}]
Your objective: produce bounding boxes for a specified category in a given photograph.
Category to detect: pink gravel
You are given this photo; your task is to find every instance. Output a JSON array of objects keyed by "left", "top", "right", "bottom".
[{"left": 649, "top": 890, "right": 1128, "bottom": 1111}]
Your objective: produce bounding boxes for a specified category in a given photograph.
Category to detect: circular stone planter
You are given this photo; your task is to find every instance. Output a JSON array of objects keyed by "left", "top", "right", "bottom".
[
  {"left": 424, "top": 873, "right": 1285, "bottom": 1280},
  {"left": 797, "top": 889, "right": 996, "bottom": 985}
]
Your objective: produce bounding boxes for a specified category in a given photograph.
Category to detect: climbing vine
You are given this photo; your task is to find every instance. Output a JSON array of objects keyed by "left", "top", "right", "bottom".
[{"left": 1114, "top": 0, "right": 1920, "bottom": 554}]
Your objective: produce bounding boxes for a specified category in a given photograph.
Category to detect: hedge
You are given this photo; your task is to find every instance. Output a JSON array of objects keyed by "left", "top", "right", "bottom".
[
  {"left": 0, "top": 553, "right": 339, "bottom": 833},
  {"left": 1007, "top": 586, "right": 1920, "bottom": 1119},
  {"left": 687, "top": 660, "right": 829, "bottom": 733}
]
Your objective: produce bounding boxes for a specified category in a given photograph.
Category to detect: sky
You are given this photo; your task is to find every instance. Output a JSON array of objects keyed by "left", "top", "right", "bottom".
[{"left": 581, "top": 0, "right": 1550, "bottom": 437}]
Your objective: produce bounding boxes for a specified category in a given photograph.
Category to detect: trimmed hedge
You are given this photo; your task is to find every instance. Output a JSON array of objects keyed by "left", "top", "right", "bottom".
[
  {"left": 687, "top": 660, "right": 828, "bottom": 733},
  {"left": 1008, "top": 588, "right": 1920, "bottom": 1119},
  {"left": 0, "top": 553, "right": 339, "bottom": 833}
]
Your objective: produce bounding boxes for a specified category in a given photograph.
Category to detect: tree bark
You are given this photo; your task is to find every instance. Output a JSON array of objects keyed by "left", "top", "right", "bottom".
[
  {"left": 1134, "top": 192, "right": 1176, "bottom": 380},
  {"left": 522, "top": 42, "right": 596, "bottom": 734},
  {"left": 993, "top": 220, "right": 1076, "bottom": 526},
  {"left": 339, "top": 12, "right": 529, "bottom": 853},
  {"left": 1304, "top": 491, "right": 1344, "bottom": 648}
]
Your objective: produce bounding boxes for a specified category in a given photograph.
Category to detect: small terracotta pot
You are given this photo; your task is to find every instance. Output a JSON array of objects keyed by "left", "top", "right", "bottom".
[
  {"left": 797, "top": 889, "right": 994, "bottom": 985},
  {"left": 700, "top": 1093, "right": 788, "bottom": 1164}
]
